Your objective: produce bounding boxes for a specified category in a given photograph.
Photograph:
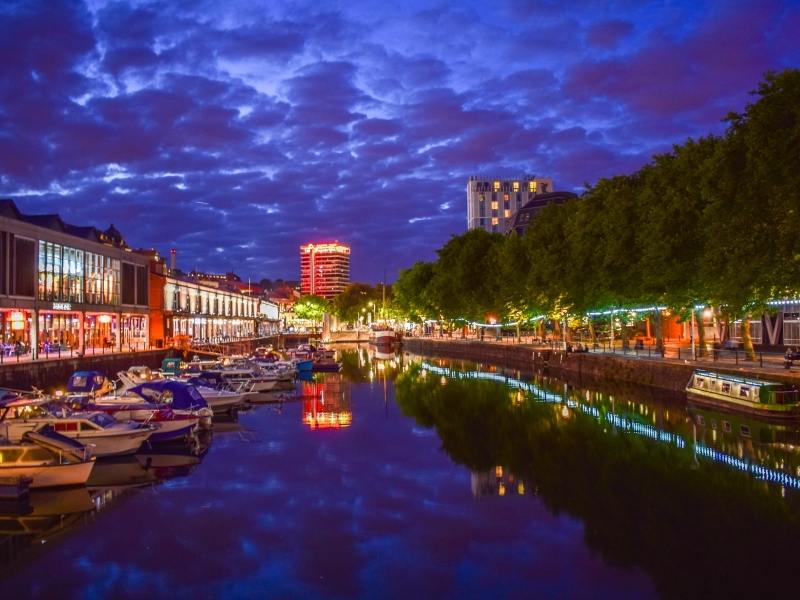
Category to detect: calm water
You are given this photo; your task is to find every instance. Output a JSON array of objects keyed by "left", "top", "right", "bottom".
[{"left": 1, "top": 348, "right": 798, "bottom": 598}]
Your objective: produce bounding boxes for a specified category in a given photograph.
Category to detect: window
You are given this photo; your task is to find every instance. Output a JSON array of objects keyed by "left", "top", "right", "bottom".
[
  {"left": 503, "top": 193, "right": 510, "bottom": 201},
  {"left": 504, "top": 209, "right": 511, "bottom": 218},
  {"left": 493, "top": 181, "right": 500, "bottom": 192},
  {"left": 721, "top": 382, "right": 731, "bottom": 393},
  {"left": 528, "top": 181, "right": 537, "bottom": 193},
  {"left": 512, "top": 181, "right": 520, "bottom": 192},
  {"left": 740, "top": 425, "right": 751, "bottom": 437},
  {"left": 723, "top": 421, "right": 732, "bottom": 433},
  {"left": 121, "top": 263, "right": 136, "bottom": 304},
  {"left": 13, "top": 237, "right": 36, "bottom": 297},
  {"left": 730, "top": 320, "right": 763, "bottom": 344},
  {"left": 710, "top": 419, "right": 716, "bottom": 430},
  {"left": 541, "top": 183, "right": 548, "bottom": 192},
  {"left": 739, "top": 386, "right": 750, "bottom": 398},
  {"left": 491, "top": 217, "right": 498, "bottom": 226},
  {"left": 784, "top": 319, "right": 800, "bottom": 345},
  {"left": 491, "top": 201, "right": 498, "bottom": 210},
  {"left": 696, "top": 414, "right": 705, "bottom": 426}
]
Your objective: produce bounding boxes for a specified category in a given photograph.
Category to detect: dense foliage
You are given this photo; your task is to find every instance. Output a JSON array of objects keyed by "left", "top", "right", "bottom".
[{"left": 394, "top": 70, "right": 800, "bottom": 352}]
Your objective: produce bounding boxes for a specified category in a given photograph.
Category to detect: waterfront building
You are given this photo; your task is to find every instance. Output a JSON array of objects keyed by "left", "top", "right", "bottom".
[
  {"left": 300, "top": 242, "right": 350, "bottom": 298},
  {"left": 467, "top": 175, "right": 554, "bottom": 233},
  {"left": 506, "top": 191, "right": 578, "bottom": 236},
  {"left": 144, "top": 252, "right": 279, "bottom": 347},
  {"left": 0, "top": 199, "right": 149, "bottom": 358}
]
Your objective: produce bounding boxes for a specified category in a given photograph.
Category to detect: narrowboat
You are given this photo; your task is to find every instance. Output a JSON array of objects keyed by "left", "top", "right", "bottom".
[{"left": 685, "top": 370, "right": 800, "bottom": 419}]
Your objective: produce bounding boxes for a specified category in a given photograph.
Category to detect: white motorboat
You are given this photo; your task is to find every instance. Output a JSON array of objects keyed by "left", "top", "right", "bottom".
[
  {"left": 118, "top": 368, "right": 243, "bottom": 415},
  {"left": 0, "top": 399, "right": 155, "bottom": 458},
  {"left": 0, "top": 426, "right": 95, "bottom": 488},
  {"left": 211, "top": 368, "right": 279, "bottom": 393},
  {"left": 88, "top": 380, "right": 213, "bottom": 430}
]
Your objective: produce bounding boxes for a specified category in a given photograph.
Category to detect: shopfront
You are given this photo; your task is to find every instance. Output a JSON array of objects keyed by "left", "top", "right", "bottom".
[{"left": 0, "top": 199, "right": 151, "bottom": 359}]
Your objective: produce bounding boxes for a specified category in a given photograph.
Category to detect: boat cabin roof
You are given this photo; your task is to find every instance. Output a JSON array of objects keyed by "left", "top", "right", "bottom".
[{"left": 693, "top": 370, "right": 783, "bottom": 390}]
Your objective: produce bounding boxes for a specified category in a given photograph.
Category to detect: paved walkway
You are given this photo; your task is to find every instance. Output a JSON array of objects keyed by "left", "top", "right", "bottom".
[
  {"left": 407, "top": 334, "right": 800, "bottom": 379},
  {"left": 0, "top": 345, "right": 158, "bottom": 366}
]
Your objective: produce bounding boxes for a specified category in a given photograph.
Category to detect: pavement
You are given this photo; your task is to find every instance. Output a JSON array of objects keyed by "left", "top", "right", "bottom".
[{"left": 406, "top": 334, "right": 800, "bottom": 380}]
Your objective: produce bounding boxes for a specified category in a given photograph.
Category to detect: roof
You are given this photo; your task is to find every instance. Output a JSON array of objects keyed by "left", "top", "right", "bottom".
[
  {"left": 506, "top": 191, "right": 579, "bottom": 236},
  {"left": 0, "top": 199, "right": 130, "bottom": 249}
]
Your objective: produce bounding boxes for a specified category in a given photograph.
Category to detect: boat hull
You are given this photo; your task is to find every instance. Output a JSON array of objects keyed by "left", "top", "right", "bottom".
[
  {"left": 0, "top": 460, "right": 95, "bottom": 489},
  {"left": 686, "top": 391, "right": 800, "bottom": 421}
]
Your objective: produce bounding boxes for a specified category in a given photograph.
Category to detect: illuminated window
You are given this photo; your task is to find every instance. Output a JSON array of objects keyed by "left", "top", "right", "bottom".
[
  {"left": 504, "top": 209, "right": 510, "bottom": 218},
  {"left": 513, "top": 181, "right": 520, "bottom": 192},
  {"left": 503, "top": 193, "right": 509, "bottom": 201},
  {"left": 493, "top": 181, "right": 500, "bottom": 192},
  {"left": 491, "top": 217, "right": 498, "bottom": 226},
  {"left": 491, "top": 201, "right": 498, "bottom": 210}
]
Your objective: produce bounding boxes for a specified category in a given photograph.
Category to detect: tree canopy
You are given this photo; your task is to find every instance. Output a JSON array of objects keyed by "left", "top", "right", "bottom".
[{"left": 393, "top": 69, "right": 800, "bottom": 334}]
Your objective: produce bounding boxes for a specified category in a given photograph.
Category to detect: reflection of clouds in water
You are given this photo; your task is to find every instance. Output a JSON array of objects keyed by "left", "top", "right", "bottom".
[{"left": 2, "top": 356, "right": 655, "bottom": 597}]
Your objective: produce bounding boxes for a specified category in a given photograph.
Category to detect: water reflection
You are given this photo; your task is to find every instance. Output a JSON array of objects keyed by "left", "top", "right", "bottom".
[
  {"left": 3, "top": 349, "right": 797, "bottom": 598},
  {"left": 396, "top": 357, "right": 800, "bottom": 598},
  {"left": 0, "top": 432, "right": 210, "bottom": 573},
  {"left": 301, "top": 373, "right": 352, "bottom": 430}
]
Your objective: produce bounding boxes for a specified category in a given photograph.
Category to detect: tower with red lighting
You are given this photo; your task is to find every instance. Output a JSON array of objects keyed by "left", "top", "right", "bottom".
[{"left": 299, "top": 241, "right": 350, "bottom": 298}]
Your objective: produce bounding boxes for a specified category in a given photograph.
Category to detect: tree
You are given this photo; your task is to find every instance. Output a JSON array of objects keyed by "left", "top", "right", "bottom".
[
  {"left": 294, "top": 295, "right": 330, "bottom": 332},
  {"left": 394, "top": 262, "right": 436, "bottom": 323}
]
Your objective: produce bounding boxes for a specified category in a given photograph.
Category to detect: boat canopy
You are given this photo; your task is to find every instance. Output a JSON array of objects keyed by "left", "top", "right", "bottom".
[
  {"left": 128, "top": 381, "right": 208, "bottom": 410},
  {"left": 67, "top": 371, "right": 107, "bottom": 393}
]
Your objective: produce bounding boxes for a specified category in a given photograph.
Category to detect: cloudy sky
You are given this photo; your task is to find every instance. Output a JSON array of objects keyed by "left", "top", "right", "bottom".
[{"left": 1, "top": 0, "right": 798, "bottom": 282}]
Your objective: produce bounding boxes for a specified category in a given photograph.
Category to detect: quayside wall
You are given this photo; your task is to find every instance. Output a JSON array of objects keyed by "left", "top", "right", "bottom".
[
  {"left": 0, "top": 350, "right": 173, "bottom": 392},
  {"left": 402, "top": 338, "right": 799, "bottom": 394}
]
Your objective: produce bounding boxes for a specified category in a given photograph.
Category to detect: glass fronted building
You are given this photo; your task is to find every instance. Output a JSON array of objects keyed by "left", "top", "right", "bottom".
[{"left": 0, "top": 200, "right": 149, "bottom": 358}]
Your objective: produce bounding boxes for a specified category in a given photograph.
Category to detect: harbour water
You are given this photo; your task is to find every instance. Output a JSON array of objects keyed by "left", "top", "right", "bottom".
[{"left": 1, "top": 347, "right": 797, "bottom": 598}]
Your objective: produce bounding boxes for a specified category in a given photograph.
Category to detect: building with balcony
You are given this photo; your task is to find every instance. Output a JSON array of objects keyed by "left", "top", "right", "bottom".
[
  {"left": 467, "top": 175, "right": 554, "bottom": 233},
  {"left": 300, "top": 242, "right": 350, "bottom": 298},
  {"left": 0, "top": 199, "right": 150, "bottom": 358}
]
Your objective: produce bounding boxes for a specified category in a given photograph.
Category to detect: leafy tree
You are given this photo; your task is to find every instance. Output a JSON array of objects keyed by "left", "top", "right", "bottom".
[{"left": 294, "top": 295, "right": 329, "bottom": 332}]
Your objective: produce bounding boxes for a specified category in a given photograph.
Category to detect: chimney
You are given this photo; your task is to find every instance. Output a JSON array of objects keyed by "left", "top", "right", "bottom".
[{"left": 170, "top": 248, "right": 177, "bottom": 273}]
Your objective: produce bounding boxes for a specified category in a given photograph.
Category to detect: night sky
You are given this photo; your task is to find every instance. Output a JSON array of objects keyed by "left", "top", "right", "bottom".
[{"left": 2, "top": 1, "right": 798, "bottom": 283}]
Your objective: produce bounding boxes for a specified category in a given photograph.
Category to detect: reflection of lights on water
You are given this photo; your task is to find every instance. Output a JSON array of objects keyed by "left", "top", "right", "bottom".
[
  {"left": 440, "top": 376, "right": 447, "bottom": 386},
  {"left": 498, "top": 483, "right": 506, "bottom": 496},
  {"left": 517, "top": 482, "right": 525, "bottom": 495},
  {"left": 561, "top": 405, "right": 570, "bottom": 419},
  {"left": 495, "top": 466, "right": 503, "bottom": 477},
  {"left": 421, "top": 361, "right": 800, "bottom": 490}
]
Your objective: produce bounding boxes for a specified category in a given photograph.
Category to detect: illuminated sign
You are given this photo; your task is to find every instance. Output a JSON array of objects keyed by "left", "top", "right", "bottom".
[{"left": 52, "top": 302, "right": 72, "bottom": 311}]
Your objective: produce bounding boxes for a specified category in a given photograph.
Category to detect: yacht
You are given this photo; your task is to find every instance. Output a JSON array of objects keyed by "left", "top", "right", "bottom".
[
  {"left": 0, "top": 397, "right": 155, "bottom": 457},
  {"left": 118, "top": 367, "right": 244, "bottom": 415},
  {"left": 93, "top": 380, "right": 214, "bottom": 430}
]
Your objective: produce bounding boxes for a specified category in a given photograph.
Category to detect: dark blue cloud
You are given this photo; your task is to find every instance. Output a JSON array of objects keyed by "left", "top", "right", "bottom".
[{"left": 1, "top": 0, "right": 798, "bottom": 282}]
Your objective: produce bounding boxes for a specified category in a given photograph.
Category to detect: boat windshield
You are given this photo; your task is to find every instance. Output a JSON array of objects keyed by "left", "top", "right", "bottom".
[{"left": 88, "top": 412, "right": 116, "bottom": 428}]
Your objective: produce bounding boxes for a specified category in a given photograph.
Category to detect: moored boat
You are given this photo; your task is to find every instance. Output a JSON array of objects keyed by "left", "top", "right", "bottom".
[
  {"left": 686, "top": 370, "right": 800, "bottom": 419},
  {"left": 0, "top": 426, "right": 95, "bottom": 488}
]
